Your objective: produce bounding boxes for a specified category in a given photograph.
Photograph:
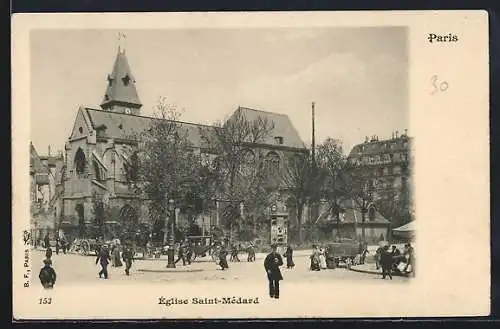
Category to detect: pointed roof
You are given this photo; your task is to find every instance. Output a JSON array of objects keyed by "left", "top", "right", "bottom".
[
  {"left": 83, "top": 107, "right": 215, "bottom": 148},
  {"left": 229, "top": 106, "right": 306, "bottom": 150},
  {"left": 101, "top": 49, "right": 142, "bottom": 109}
]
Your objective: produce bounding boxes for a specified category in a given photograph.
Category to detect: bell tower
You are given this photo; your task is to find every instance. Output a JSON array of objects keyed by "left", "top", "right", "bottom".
[{"left": 100, "top": 38, "right": 142, "bottom": 115}]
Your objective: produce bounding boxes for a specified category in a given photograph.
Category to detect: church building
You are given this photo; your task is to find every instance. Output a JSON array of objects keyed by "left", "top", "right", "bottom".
[{"left": 56, "top": 46, "right": 307, "bottom": 243}]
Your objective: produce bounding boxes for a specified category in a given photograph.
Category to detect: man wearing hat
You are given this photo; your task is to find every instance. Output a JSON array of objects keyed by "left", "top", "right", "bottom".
[
  {"left": 39, "top": 259, "right": 56, "bottom": 289},
  {"left": 264, "top": 244, "right": 284, "bottom": 299},
  {"left": 96, "top": 244, "right": 111, "bottom": 279}
]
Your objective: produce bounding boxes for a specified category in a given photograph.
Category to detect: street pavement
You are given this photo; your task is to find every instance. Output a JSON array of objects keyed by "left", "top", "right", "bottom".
[{"left": 30, "top": 248, "right": 411, "bottom": 286}]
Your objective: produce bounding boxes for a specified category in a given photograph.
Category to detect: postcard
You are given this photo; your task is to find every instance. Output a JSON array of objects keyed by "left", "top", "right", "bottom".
[{"left": 12, "top": 11, "right": 490, "bottom": 320}]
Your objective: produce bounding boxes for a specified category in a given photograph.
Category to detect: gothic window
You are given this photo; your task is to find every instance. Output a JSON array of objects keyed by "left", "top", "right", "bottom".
[
  {"left": 74, "top": 148, "right": 87, "bottom": 177},
  {"left": 240, "top": 149, "right": 256, "bottom": 176},
  {"left": 265, "top": 151, "right": 280, "bottom": 174},
  {"left": 274, "top": 136, "right": 284, "bottom": 145},
  {"left": 79, "top": 127, "right": 83, "bottom": 134},
  {"left": 368, "top": 206, "right": 376, "bottom": 221},
  {"left": 93, "top": 161, "right": 103, "bottom": 181}
]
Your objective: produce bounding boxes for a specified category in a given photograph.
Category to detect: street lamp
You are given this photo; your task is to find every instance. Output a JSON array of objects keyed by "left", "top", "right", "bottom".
[{"left": 166, "top": 198, "right": 176, "bottom": 268}]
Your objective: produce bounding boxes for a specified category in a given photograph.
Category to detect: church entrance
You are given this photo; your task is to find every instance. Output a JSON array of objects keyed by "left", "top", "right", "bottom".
[{"left": 119, "top": 205, "right": 138, "bottom": 243}]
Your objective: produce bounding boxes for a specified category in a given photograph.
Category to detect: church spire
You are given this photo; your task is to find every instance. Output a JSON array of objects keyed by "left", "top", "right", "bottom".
[{"left": 101, "top": 38, "right": 142, "bottom": 115}]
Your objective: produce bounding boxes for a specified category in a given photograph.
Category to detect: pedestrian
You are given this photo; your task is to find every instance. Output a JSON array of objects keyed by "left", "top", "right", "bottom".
[
  {"left": 44, "top": 233, "right": 50, "bottom": 249},
  {"left": 114, "top": 243, "right": 123, "bottom": 267},
  {"left": 283, "top": 245, "right": 295, "bottom": 269},
  {"left": 185, "top": 243, "right": 194, "bottom": 265},
  {"left": 319, "top": 246, "right": 327, "bottom": 269},
  {"left": 375, "top": 245, "right": 383, "bottom": 270},
  {"left": 175, "top": 242, "right": 187, "bottom": 266},
  {"left": 39, "top": 258, "right": 56, "bottom": 289},
  {"left": 404, "top": 243, "right": 415, "bottom": 276},
  {"left": 230, "top": 244, "right": 240, "bottom": 262},
  {"left": 264, "top": 244, "right": 284, "bottom": 299},
  {"left": 122, "top": 246, "right": 134, "bottom": 276},
  {"left": 55, "top": 237, "right": 60, "bottom": 255},
  {"left": 61, "top": 238, "right": 67, "bottom": 254},
  {"left": 218, "top": 245, "right": 229, "bottom": 270},
  {"left": 247, "top": 243, "right": 256, "bottom": 262},
  {"left": 380, "top": 245, "right": 393, "bottom": 280},
  {"left": 310, "top": 245, "right": 320, "bottom": 271},
  {"left": 96, "top": 244, "right": 111, "bottom": 279},
  {"left": 45, "top": 245, "right": 53, "bottom": 260},
  {"left": 360, "top": 244, "right": 369, "bottom": 265}
]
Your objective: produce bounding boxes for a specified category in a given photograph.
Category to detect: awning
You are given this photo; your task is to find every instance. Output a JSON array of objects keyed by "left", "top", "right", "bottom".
[{"left": 393, "top": 221, "right": 415, "bottom": 232}]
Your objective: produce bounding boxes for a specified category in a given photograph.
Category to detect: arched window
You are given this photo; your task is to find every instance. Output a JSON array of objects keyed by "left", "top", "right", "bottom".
[
  {"left": 93, "top": 161, "right": 102, "bottom": 181},
  {"left": 240, "top": 149, "right": 256, "bottom": 176},
  {"left": 74, "top": 148, "right": 87, "bottom": 177},
  {"left": 119, "top": 205, "right": 139, "bottom": 238},
  {"left": 265, "top": 151, "right": 280, "bottom": 174},
  {"left": 368, "top": 206, "right": 376, "bottom": 221}
]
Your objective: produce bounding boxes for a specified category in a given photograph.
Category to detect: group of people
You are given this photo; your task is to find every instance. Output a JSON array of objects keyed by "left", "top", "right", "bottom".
[
  {"left": 375, "top": 243, "right": 415, "bottom": 280},
  {"left": 309, "top": 245, "right": 330, "bottom": 271},
  {"left": 95, "top": 240, "right": 135, "bottom": 279}
]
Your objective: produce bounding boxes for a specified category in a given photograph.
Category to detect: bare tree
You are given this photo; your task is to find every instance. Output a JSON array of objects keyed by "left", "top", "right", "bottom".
[
  {"left": 316, "top": 138, "right": 350, "bottom": 237},
  {"left": 129, "top": 98, "right": 203, "bottom": 241},
  {"left": 281, "top": 152, "right": 323, "bottom": 244},
  {"left": 200, "top": 109, "right": 275, "bottom": 239}
]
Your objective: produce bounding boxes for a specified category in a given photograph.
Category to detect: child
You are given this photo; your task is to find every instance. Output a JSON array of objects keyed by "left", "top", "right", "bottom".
[{"left": 39, "top": 259, "right": 56, "bottom": 289}]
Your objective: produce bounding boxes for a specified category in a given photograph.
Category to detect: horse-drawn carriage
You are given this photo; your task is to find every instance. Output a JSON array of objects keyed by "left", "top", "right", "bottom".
[
  {"left": 325, "top": 240, "right": 360, "bottom": 269},
  {"left": 69, "top": 238, "right": 101, "bottom": 256},
  {"left": 187, "top": 235, "right": 215, "bottom": 261}
]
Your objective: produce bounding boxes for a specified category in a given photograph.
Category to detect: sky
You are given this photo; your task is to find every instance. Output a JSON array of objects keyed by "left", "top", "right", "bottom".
[{"left": 30, "top": 27, "right": 408, "bottom": 155}]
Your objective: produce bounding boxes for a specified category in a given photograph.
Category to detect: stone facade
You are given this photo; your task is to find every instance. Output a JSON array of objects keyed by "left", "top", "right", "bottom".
[{"left": 55, "top": 48, "right": 307, "bottom": 242}]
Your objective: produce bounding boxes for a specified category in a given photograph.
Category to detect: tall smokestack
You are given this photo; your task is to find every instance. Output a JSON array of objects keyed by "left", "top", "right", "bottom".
[{"left": 311, "top": 102, "right": 316, "bottom": 167}]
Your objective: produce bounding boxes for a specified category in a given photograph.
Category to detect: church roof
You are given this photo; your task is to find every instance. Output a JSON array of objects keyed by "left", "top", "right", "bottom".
[
  {"left": 101, "top": 49, "right": 142, "bottom": 108},
  {"left": 230, "top": 107, "right": 306, "bottom": 150},
  {"left": 83, "top": 106, "right": 307, "bottom": 151},
  {"left": 84, "top": 108, "right": 213, "bottom": 148}
]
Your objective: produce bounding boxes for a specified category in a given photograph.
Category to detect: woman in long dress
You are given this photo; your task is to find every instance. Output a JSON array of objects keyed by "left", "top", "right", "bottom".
[
  {"left": 310, "top": 245, "right": 320, "bottom": 271},
  {"left": 283, "top": 245, "right": 295, "bottom": 269},
  {"left": 113, "top": 242, "right": 123, "bottom": 267},
  {"left": 319, "top": 247, "right": 327, "bottom": 269}
]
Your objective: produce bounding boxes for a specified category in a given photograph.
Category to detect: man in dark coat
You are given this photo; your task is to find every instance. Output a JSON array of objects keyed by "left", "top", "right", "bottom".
[
  {"left": 175, "top": 242, "right": 188, "bottom": 266},
  {"left": 45, "top": 246, "right": 53, "bottom": 260},
  {"left": 55, "top": 237, "right": 60, "bottom": 255},
  {"left": 247, "top": 243, "right": 256, "bottom": 262},
  {"left": 283, "top": 245, "right": 295, "bottom": 269},
  {"left": 44, "top": 233, "right": 50, "bottom": 249},
  {"left": 264, "top": 244, "right": 284, "bottom": 299},
  {"left": 380, "top": 245, "right": 393, "bottom": 280},
  {"left": 122, "top": 246, "right": 134, "bottom": 276},
  {"left": 218, "top": 245, "right": 229, "bottom": 270},
  {"left": 96, "top": 245, "right": 111, "bottom": 279},
  {"left": 39, "top": 259, "right": 56, "bottom": 289}
]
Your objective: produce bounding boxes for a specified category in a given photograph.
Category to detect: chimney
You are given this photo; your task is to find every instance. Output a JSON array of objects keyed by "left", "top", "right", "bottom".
[
  {"left": 48, "top": 145, "right": 51, "bottom": 157},
  {"left": 392, "top": 132, "right": 395, "bottom": 139},
  {"left": 395, "top": 130, "right": 399, "bottom": 139},
  {"left": 404, "top": 128, "right": 408, "bottom": 136},
  {"left": 365, "top": 136, "right": 369, "bottom": 143}
]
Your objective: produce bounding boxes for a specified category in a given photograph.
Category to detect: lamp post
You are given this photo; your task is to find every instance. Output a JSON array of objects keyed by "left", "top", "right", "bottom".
[{"left": 166, "top": 198, "right": 176, "bottom": 268}]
